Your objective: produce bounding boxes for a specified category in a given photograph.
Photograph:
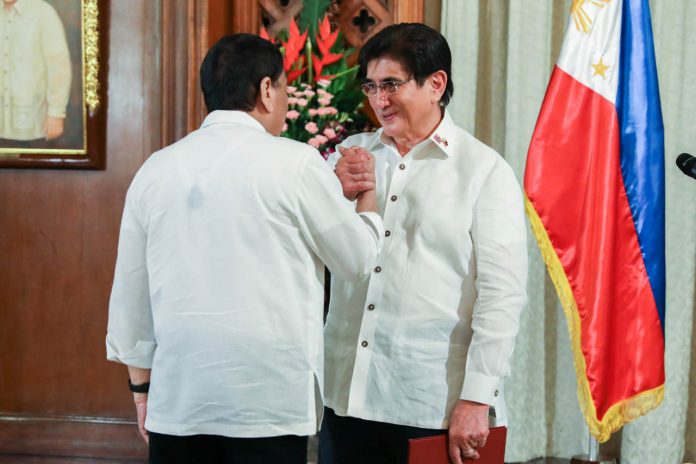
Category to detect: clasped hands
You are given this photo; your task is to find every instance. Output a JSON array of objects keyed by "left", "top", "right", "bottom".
[{"left": 334, "top": 146, "right": 376, "bottom": 200}]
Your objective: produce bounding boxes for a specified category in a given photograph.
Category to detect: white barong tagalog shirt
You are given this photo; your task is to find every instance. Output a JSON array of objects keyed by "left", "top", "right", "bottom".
[
  {"left": 325, "top": 111, "right": 528, "bottom": 429},
  {"left": 0, "top": 0, "right": 71, "bottom": 140},
  {"left": 107, "top": 111, "right": 384, "bottom": 438}
]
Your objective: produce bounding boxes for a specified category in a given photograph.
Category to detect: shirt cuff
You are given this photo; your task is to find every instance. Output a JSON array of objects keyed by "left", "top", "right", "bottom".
[
  {"left": 47, "top": 106, "right": 66, "bottom": 118},
  {"left": 460, "top": 372, "right": 501, "bottom": 406},
  {"left": 357, "top": 211, "right": 385, "bottom": 245},
  {"left": 106, "top": 335, "right": 156, "bottom": 369}
]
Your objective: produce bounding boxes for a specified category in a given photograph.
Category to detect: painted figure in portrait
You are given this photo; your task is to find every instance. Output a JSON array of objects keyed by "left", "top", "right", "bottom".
[{"left": 0, "top": 0, "right": 85, "bottom": 153}]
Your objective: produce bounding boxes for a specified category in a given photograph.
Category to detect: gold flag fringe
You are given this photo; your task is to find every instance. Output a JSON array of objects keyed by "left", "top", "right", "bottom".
[{"left": 524, "top": 195, "right": 664, "bottom": 442}]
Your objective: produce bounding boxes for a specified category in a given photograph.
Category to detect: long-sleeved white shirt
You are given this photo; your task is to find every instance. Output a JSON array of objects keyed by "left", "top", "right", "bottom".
[
  {"left": 325, "top": 111, "right": 527, "bottom": 429},
  {"left": 106, "top": 110, "right": 383, "bottom": 438},
  {"left": 0, "top": 0, "right": 71, "bottom": 140}
]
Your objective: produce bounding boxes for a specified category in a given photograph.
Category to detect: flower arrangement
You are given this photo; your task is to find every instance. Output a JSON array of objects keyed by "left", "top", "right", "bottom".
[{"left": 260, "top": 6, "right": 371, "bottom": 158}]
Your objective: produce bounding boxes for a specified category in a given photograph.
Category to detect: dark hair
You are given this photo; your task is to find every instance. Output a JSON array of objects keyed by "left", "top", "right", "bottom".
[
  {"left": 200, "top": 34, "right": 284, "bottom": 112},
  {"left": 358, "top": 23, "right": 454, "bottom": 107}
]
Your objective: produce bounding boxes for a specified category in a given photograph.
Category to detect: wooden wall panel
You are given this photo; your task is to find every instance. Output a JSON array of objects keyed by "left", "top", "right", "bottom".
[
  {"left": 0, "top": 0, "right": 162, "bottom": 458},
  {"left": 161, "top": 0, "right": 209, "bottom": 146}
]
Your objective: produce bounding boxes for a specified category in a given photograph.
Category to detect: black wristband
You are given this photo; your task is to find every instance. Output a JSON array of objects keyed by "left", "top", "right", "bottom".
[{"left": 128, "top": 378, "right": 150, "bottom": 393}]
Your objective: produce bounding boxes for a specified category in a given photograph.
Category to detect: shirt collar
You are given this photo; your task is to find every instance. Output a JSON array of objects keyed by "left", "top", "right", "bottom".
[
  {"left": 427, "top": 110, "right": 457, "bottom": 157},
  {"left": 373, "top": 109, "right": 457, "bottom": 157},
  {"left": 4, "top": 0, "right": 22, "bottom": 16},
  {"left": 201, "top": 110, "right": 268, "bottom": 133}
]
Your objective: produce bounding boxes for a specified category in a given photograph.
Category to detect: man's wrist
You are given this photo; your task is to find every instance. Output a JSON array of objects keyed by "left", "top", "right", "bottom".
[
  {"left": 128, "top": 378, "right": 150, "bottom": 393},
  {"left": 459, "top": 399, "right": 489, "bottom": 407},
  {"left": 356, "top": 190, "right": 377, "bottom": 213}
]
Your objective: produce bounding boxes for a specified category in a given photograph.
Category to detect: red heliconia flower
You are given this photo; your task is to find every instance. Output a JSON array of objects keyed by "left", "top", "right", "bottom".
[
  {"left": 320, "top": 52, "right": 343, "bottom": 66},
  {"left": 312, "top": 53, "right": 324, "bottom": 80},
  {"left": 312, "top": 15, "right": 343, "bottom": 79},
  {"left": 282, "top": 18, "right": 308, "bottom": 72},
  {"left": 318, "top": 16, "right": 331, "bottom": 41},
  {"left": 316, "top": 16, "right": 339, "bottom": 56},
  {"left": 259, "top": 27, "right": 275, "bottom": 44},
  {"left": 286, "top": 55, "right": 307, "bottom": 84}
]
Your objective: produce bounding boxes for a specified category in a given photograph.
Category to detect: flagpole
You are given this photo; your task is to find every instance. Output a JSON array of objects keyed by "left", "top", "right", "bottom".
[
  {"left": 570, "top": 436, "right": 616, "bottom": 464},
  {"left": 588, "top": 436, "right": 599, "bottom": 461}
]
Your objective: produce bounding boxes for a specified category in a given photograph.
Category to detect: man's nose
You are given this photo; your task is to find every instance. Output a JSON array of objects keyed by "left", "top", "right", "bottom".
[{"left": 373, "top": 91, "right": 390, "bottom": 107}]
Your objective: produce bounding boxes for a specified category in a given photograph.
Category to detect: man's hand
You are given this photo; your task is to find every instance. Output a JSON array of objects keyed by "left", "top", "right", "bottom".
[
  {"left": 127, "top": 366, "right": 151, "bottom": 445},
  {"left": 448, "top": 400, "right": 490, "bottom": 463},
  {"left": 335, "top": 146, "right": 375, "bottom": 201},
  {"left": 43, "top": 116, "right": 65, "bottom": 140},
  {"left": 133, "top": 392, "right": 149, "bottom": 444}
]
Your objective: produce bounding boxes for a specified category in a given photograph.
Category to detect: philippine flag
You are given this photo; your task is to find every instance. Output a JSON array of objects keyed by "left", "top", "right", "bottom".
[{"left": 524, "top": 0, "right": 665, "bottom": 442}]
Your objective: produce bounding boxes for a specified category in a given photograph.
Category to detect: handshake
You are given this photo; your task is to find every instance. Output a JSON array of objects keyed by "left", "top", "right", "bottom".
[{"left": 334, "top": 146, "right": 378, "bottom": 213}]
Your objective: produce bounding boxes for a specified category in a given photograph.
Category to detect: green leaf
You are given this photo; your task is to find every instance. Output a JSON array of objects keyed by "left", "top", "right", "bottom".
[{"left": 298, "top": 0, "right": 331, "bottom": 45}]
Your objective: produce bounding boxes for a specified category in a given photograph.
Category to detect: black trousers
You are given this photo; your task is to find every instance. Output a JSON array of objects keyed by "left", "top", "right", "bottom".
[
  {"left": 149, "top": 431, "right": 308, "bottom": 464},
  {"left": 318, "top": 407, "right": 446, "bottom": 464}
]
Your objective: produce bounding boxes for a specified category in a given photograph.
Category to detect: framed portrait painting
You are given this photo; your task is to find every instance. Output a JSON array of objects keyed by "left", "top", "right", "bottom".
[{"left": 0, "top": 0, "right": 108, "bottom": 169}]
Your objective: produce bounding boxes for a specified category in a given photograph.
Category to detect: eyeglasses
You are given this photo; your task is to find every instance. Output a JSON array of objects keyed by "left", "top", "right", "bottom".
[{"left": 361, "top": 78, "right": 413, "bottom": 97}]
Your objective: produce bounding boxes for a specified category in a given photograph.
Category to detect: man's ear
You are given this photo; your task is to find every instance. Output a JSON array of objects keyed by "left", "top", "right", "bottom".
[
  {"left": 257, "top": 76, "right": 274, "bottom": 113},
  {"left": 430, "top": 70, "right": 447, "bottom": 103}
]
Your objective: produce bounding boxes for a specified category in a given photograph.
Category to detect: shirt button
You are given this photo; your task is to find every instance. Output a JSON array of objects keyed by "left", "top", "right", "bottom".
[
  {"left": 367, "top": 304, "right": 375, "bottom": 310},
  {"left": 361, "top": 341, "right": 368, "bottom": 347},
  {"left": 385, "top": 230, "right": 391, "bottom": 237},
  {"left": 494, "top": 390, "right": 499, "bottom": 397},
  {"left": 390, "top": 195, "right": 397, "bottom": 202},
  {"left": 374, "top": 266, "right": 381, "bottom": 273},
  {"left": 399, "top": 164, "right": 406, "bottom": 170}
]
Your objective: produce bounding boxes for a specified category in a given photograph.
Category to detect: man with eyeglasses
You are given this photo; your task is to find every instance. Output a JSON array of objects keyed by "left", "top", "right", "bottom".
[{"left": 320, "top": 23, "right": 528, "bottom": 464}]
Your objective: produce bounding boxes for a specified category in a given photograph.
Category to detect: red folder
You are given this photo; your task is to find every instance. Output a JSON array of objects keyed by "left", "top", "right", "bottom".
[{"left": 408, "top": 426, "right": 507, "bottom": 464}]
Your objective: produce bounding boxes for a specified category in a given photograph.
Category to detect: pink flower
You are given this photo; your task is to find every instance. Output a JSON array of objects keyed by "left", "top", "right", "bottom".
[
  {"left": 323, "top": 128, "right": 337, "bottom": 139},
  {"left": 296, "top": 98, "right": 308, "bottom": 107},
  {"left": 305, "top": 122, "right": 319, "bottom": 134},
  {"left": 287, "top": 86, "right": 297, "bottom": 93},
  {"left": 287, "top": 110, "right": 300, "bottom": 120},
  {"left": 317, "top": 79, "right": 330, "bottom": 88},
  {"left": 317, "top": 107, "right": 329, "bottom": 116},
  {"left": 301, "top": 83, "right": 310, "bottom": 89},
  {"left": 318, "top": 97, "right": 332, "bottom": 106},
  {"left": 288, "top": 97, "right": 299, "bottom": 105},
  {"left": 307, "top": 137, "right": 321, "bottom": 148},
  {"left": 315, "top": 135, "right": 328, "bottom": 144},
  {"left": 304, "top": 89, "right": 316, "bottom": 97},
  {"left": 308, "top": 109, "right": 319, "bottom": 117},
  {"left": 325, "top": 106, "right": 338, "bottom": 115},
  {"left": 282, "top": 123, "right": 288, "bottom": 132}
]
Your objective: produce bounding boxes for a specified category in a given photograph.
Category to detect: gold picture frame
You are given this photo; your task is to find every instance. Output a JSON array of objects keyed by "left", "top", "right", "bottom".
[{"left": 0, "top": 0, "right": 108, "bottom": 169}]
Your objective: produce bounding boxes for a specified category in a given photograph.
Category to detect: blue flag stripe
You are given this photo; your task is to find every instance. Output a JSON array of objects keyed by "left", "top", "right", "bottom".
[{"left": 616, "top": 0, "right": 666, "bottom": 328}]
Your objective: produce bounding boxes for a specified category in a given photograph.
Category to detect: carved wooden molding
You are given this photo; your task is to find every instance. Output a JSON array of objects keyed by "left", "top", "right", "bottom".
[
  {"left": 0, "top": 414, "right": 147, "bottom": 459},
  {"left": 228, "top": 0, "right": 425, "bottom": 45},
  {"left": 259, "top": 0, "right": 303, "bottom": 36},
  {"left": 338, "top": 0, "right": 391, "bottom": 49}
]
